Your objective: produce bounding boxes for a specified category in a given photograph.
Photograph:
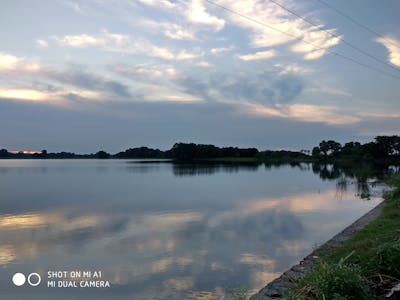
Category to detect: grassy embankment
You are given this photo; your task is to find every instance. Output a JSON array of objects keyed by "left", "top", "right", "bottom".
[{"left": 286, "top": 174, "right": 400, "bottom": 299}]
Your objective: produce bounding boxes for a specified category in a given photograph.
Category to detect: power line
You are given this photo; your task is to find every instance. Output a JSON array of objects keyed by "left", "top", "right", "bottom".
[
  {"left": 201, "top": 0, "right": 400, "bottom": 80},
  {"left": 314, "top": 0, "right": 398, "bottom": 48},
  {"left": 267, "top": 0, "right": 400, "bottom": 73}
]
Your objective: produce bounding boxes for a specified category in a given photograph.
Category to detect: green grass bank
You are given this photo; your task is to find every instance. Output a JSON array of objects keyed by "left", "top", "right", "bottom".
[{"left": 286, "top": 174, "right": 400, "bottom": 299}]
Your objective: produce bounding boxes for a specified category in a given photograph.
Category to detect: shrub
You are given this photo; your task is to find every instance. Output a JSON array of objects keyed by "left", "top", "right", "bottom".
[
  {"left": 286, "top": 261, "right": 372, "bottom": 300},
  {"left": 367, "top": 241, "right": 400, "bottom": 278}
]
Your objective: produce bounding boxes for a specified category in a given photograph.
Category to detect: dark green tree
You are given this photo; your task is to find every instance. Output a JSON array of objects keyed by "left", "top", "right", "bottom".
[{"left": 95, "top": 150, "right": 110, "bottom": 159}]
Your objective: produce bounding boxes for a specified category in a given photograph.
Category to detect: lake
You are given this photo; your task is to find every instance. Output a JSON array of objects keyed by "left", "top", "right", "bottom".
[{"left": 0, "top": 159, "right": 383, "bottom": 299}]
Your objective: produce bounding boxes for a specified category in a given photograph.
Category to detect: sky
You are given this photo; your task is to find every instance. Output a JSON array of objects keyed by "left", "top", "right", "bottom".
[{"left": 0, "top": 0, "right": 399, "bottom": 153}]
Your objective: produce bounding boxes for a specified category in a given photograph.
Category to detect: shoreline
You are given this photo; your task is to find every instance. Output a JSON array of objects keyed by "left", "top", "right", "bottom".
[{"left": 250, "top": 195, "right": 387, "bottom": 299}]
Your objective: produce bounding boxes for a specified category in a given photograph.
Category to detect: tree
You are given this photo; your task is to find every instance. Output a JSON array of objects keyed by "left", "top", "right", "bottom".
[
  {"left": 312, "top": 146, "right": 321, "bottom": 157},
  {"left": 375, "top": 135, "right": 400, "bottom": 157},
  {"left": 0, "top": 149, "right": 9, "bottom": 158},
  {"left": 95, "top": 150, "right": 110, "bottom": 159},
  {"left": 40, "top": 150, "right": 48, "bottom": 158},
  {"left": 319, "top": 140, "right": 341, "bottom": 156}
]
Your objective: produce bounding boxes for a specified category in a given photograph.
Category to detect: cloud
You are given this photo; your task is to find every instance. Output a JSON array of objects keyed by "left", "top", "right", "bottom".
[
  {"left": 178, "top": 69, "right": 304, "bottom": 105},
  {"left": 358, "top": 111, "right": 400, "bottom": 119},
  {"left": 185, "top": 0, "right": 225, "bottom": 31},
  {"left": 138, "top": 0, "right": 225, "bottom": 31},
  {"left": 54, "top": 31, "right": 127, "bottom": 48},
  {"left": 137, "top": 0, "right": 176, "bottom": 9},
  {"left": 375, "top": 36, "right": 400, "bottom": 67},
  {"left": 272, "top": 75, "right": 303, "bottom": 103},
  {"left": 242, "top": 102, "right": 360, "bottom": 125},
  {"left": 36, "top": 39, "right": 48, "bottom": 48},
  {"left": 163, "top": 24, "right": 196, "bottom": 40},
  {"left": 110, "top": 64, "right": 178, "bottom": 81},
  {"left": 305, "top": 85, "right": 351, "bottom": 97},
  {"left": 58, "top": 0, "right": 85, "bottom": 14},
  {"left": 110, "top": 65, "right": 167, "bottom": 81},
  {"left": 54, "top": 31, "right": 201, "bottom": 61},
  {"left": 238, "top": 50, "right": 277, "bottom": 61},
  {"left": 291, "top": 26, "right": 340, "bottom": 60},
  {"left": 274, "top": 63, "right": 312, "bottom": 76},
  {"left": 139, "top": 85, "right": 205, "bottom": 103},
  {"left": 142, "top": 20, "right": 196, "bottom": 40},
  {"left": 196, "top": 61, "right": 212, "bottom": 67},
  {"left": 0, "top": 52, "right": 40, "bottom": 72},
  {"left": 0, "top": 52, "right": 133, "bottom": 102},
  {"left": 0, "top": 87, "right": 102, "bottom": 103},
  {"left": 217, "top": 0, "right": 340, "bottom": 59},
  {"left": 148, "top": 46, "right": 175, "bottom": 60},
  {"left": 210, "top": 47, "right": 234, "bottom": 54},
  {"left": 0, "top": 89, "right": 53, "bottom": 102},
  {"left": 44, "top": 67, "right": 132, "bottom": 98}
]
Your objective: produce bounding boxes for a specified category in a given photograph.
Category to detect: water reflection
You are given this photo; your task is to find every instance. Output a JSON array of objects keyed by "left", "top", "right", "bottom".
[
  {"left": 172, "top": 162, "right": 260, "bottom": 176},
  {"left": 0, "top": 160, "right": 391, "bottom": 299}
]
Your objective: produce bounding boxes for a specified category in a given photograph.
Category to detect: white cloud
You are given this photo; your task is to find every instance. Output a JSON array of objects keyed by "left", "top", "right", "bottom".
[
  {"left": 138, "top": 0, "right": 225, "bottom": 31},
  {"left": 55, "top": 33, "right": 107, "bottom": 47},
  {"left": 0, "top": 89, "right": 51, "bottom": 101},
  {"left": 0, "top": 87, "right": 101, "bottom": 103},
  {"left": 217, "top": 0, "right": 340, "bottom": 59},
  {"left": 141, "top": 85, "right": 205, "bottom": 103},
  {"left": 196, "top": 61, "right": 212, "bottom": 67},
  {"left": 375, "top": 36, "right": 400, "bottom": 67},
  {"left": 111, "top": 64, "right": 178, "bottom": 80},
  {"left": 241, "top": 102, "right": 360, "bottom": 125},
  {"left": 112, "top": 65, "right": 162, "bottom": 78},
  {"left": 55, "top": 31, "right": 130, "bottom": 49},
  {"left": 291, "top": 27, "right": 340, "bottom": 60},
  {"left": 0, "top": 52, "right": 41, "bottom": 72},
  {"left": 163, "top": 23, "right": 196, "bottom": 40},
  {"left": 141, "top": 20, "right": 196, "bottom": 41},
  {"left": 210, "top": 47, "right": 234, "bottom": 54},
  {"left": 238, "top": 50, "right": 277, "bottom": 61},
  {"left": 274, "top": 63, "right": 312, "bottom": 76},
  {"left": 54, "top": 31, "right": 200, "bottom": 61},
  {"left": 176, "top": 49, "right": 203, "bottom": 60},
  {"left": 148, "top": 46, "right": 175, "bottom": 60},
  {"left": 0, "top": 52, "right": 131, "bottom": 104},
  {"left": 0, "top": 53, "right": 20, "bottom": 70},
  {"left": 36, "top": 39, "right": 48, "bottom": 48},
  {"left": 137, "top": 0, "right": 176, "bottom": 9},
  {"left": 357, "top": 111, "right": 400, "bottom": 119},
  {"left": 287, "top": 103, "right": 359, "bottom": 124},
  {"left": 185, "top": 0, "right": 225, "bottom": 31},
  {"left": 305, "top": 86, "right": 351, "bottom": 97}
]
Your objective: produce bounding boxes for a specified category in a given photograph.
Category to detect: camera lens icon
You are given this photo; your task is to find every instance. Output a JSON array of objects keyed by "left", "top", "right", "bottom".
[
  {"left": 12, "top": 273, "right": 41, "bottom": 287},
  {"left": 12, "top": 273, "right": 25, "bottom": 286}
]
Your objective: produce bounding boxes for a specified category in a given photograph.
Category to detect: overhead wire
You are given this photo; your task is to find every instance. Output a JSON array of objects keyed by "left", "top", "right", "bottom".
[
  {"left": 314, "top": 0, "right": 399, "bottom": 48},
  {"left": 200, "top": 0, "right": 400, "bottom": 80},
  {"left": 267, "top": 0, "right": 400, "bottom": 73}
]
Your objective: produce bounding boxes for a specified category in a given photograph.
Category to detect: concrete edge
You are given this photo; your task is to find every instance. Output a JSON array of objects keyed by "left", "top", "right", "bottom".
[{"left": 250, "top": 198, "right": 388, "bottom": 300}]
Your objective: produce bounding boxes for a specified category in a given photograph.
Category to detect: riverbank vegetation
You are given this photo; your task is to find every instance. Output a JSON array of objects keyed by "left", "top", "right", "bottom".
[
  {"left": 286, "top": 174, "right": 400, "bottom": 299},
  {"left": 1, "top": 136, "right": 400, "bottom": 165}
]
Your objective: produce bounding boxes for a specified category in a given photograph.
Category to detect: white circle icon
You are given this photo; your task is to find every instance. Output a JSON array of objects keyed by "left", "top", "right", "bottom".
[
  {"left": 12, "top": 273, "right": 26, "bottom": 286},
  {"left": 27, "top": 273, "right": 41, "bottom": 286}
]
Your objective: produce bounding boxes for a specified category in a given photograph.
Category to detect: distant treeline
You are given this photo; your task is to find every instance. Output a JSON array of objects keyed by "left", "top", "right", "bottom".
[{"left": 1, "top": 135, "right": 399, "bottom": 163}]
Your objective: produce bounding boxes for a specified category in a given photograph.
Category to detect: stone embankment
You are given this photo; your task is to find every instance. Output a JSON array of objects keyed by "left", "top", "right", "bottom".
[{"left": 251, "top": 193, "right": 387, "bottom": 300}]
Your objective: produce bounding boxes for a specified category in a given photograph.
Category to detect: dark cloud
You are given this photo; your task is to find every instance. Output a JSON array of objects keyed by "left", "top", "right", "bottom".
[
  {"left": 272, "top": 75, "right": 303, "bottom": 103},
  {"left": 45, "top": 67, "right": 132, "bottom": 98},
  {"left": 177, "top": 69, "right": 304, "bottom": 105}
]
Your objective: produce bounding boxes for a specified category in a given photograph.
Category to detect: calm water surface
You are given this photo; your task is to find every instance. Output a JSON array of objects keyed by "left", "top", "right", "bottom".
[{"left": 0, "top": 160, "right": 382, "bottom": 299}]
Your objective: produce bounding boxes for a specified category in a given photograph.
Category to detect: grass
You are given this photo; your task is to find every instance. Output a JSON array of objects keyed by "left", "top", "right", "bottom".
[
  {"left": 286, "top": 261, "right": 372, "bottom": 300},
  {"left": 286, "top": 174, "right": 400, "bottom": 299}
]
